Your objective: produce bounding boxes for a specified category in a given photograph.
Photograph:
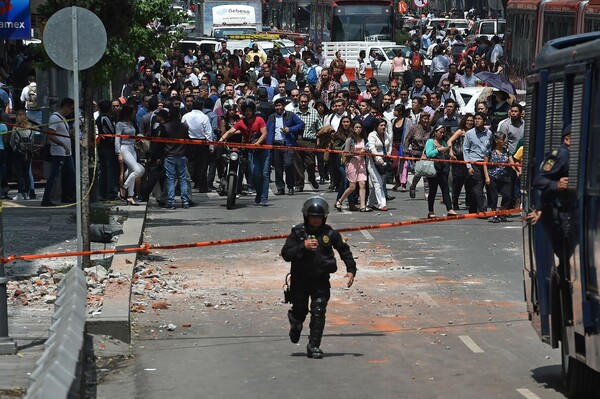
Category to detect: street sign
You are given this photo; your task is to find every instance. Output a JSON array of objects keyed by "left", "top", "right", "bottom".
[
  {"left": 413, "top": 0, "right": 428, "bottom": 8},
  {"left": 398, "top": 1, "right": 409, "bottom": 13},
  {"left": 43, "top": 7, "right": 107, "bottom": 268},
  {"left": 43, "top": 6, "right": 107, "bottom": 71}
]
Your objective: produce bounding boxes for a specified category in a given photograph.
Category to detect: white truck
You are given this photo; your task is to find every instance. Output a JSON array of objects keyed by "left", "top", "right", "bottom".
[
  {"left": 200, "top": 0, "right": 262, "bottom": 38},
  {"left": 322, "top": 41, "right": 410, "bottom": 81}
]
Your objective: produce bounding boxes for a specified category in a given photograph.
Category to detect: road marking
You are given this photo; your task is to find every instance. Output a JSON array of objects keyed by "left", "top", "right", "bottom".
[
  {"left": 418, "top": 291, "right": 438, "bottom": 306},
  {"left": 361, "top": 230, "right": 374, "bottom": 240},
  {"left": 459, "top": 335, "right": 484, "bottom": 353},
  {"left": 516, "top": 389, "right": 541, "bottom": 399}
]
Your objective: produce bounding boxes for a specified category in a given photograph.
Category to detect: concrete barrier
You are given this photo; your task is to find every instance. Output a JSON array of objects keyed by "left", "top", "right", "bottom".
[{"left": 25, "top": 267, "right": 86, "bottom": 399}]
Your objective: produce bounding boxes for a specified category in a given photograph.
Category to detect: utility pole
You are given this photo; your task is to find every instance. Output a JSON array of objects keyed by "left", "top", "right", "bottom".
[
  {"left": 196, "top": 0, "right": 205, "bottom": 36},
  {"left": 0, "top": 199, "right": 17, "bottom": 355}
]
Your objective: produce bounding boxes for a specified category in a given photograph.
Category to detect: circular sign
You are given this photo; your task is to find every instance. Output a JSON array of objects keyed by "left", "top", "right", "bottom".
[
  {"left": 399, "top": 1, "right": 409, "bottom": 13},
  {"left": 413, "top": 0, "right": 428, "bottom": 8},
  {"left": 43, "top": 7, "right": 107, "bottom": 71}
]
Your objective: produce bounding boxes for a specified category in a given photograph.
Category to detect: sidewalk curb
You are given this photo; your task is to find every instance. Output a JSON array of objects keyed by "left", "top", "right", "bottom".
[{"left": 85, "top": 204, "right": 147, "bottom": 343}]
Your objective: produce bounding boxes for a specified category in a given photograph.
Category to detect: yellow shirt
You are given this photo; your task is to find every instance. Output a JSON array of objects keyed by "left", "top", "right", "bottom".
[{"left": 513, "top": 146, "right": 523, "bottom": 162}]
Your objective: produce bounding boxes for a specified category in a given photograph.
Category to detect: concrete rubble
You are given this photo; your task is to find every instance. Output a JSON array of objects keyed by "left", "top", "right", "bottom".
[{"left": 6, "top": 264, "right": 130, "bottom": 316}]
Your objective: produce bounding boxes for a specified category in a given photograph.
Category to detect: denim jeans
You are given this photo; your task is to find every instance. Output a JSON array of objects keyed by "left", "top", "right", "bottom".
[
  {"left": 164, "top": 156, "right": 190, "bottom": 205},
  {"left": 42, "top": 155, "right": 75, "bottom": 203},
  {"left": 249, "top": 149, "right": 270, "bottom": 201}
]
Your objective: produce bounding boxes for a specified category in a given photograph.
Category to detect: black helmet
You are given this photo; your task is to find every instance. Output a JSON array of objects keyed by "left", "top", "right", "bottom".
[
  {"left": 302, "top": 196, "right": 329, "bottom": 224},
  {"left": 240, "top": 98, "right": 256, "bottom": 114}
]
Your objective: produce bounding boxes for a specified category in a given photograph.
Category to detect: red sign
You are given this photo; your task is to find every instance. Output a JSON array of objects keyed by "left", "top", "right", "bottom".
[
  {"left": 413, "top": 0, "right": 428, "bottom": 8},
  {"left": 398, "top": 1, "right": 409, "bottom": 13}
]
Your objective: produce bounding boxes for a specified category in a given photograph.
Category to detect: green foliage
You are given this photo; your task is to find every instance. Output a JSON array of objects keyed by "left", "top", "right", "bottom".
[{"left": 36, "top": 0, "right": 184, "bottom": 85}]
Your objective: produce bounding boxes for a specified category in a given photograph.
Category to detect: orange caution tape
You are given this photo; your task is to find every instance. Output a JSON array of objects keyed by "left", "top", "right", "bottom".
[
  {"left": 0, "top": 209, "right": 521, "bottom": 264},
  {"left": 99, "top": 134, "right": 520, "bottom": 168}
]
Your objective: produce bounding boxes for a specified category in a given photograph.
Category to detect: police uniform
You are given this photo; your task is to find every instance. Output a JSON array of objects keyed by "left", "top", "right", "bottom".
[
  {"left": 532, "top": 127, "right": 576, "bottom": 321},
  {"left": 533, "top": 141, "right": 574, "bottom": 246},
  {"left": 281, "top": 222, "right": 356, "bottom": 358}
]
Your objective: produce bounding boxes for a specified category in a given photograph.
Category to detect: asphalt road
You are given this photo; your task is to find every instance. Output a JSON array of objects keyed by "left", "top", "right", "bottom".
[{"left": 97, "top": 180, "right": 569, "bottom": 399}]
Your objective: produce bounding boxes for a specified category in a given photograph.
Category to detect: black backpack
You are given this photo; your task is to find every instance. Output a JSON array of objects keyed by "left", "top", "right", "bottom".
[{"left": 14, "top": 128, "right": 34, "bottom": 160}]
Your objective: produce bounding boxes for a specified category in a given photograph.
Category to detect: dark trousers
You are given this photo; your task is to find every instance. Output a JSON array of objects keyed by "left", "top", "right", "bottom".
[
  {"left": 273, "top": 146, "right": 295, "bottom": 191},
  {"left": 487, "top": 176, "right": 512, "bottom": 210},
  {"left": 470, "top": 164, "right": 487, "bottom": 213},
  {"left": 192, "top": 143, "right": 209, "bottom": 191},
  {"left": 426, "top": 172, "right": 452, "bottom": 213},
  {"left": 98, "top": 146, "right": 118, "bottom": 199},
  {"left": 0, "top": 150, "right": 7, "bottom": 195},
  {"left": 15, "top": 156, "right": 31, "bottom": 194},
  {"left": 42, "top": 155, "right": 75, "bottom": 203},
  {"left": 328, "top": 153, "right": 341, "bottom": 190},
  {"left": 290, "top": 274, "right": 330, "bottom": 347},
  {"left": 451, "top": 167, "right": 473, "bottom": 210},
  {"left": 141, "top": 163, "right": 165, "bottom": 201},
  {"left": 317, "top": 151, "right": 328, "bottom": 181},
  {"left": 294, "top": 139, "right": 317, "bottom": 187}
]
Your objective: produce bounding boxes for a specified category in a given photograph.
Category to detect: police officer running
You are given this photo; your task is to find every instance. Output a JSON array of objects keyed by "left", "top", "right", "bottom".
[
  {"left": 281, "top": 197, "right": 356, "bottom": 359},
  {"left": 529, "top": 124, "right": 575, "bottom": 322}
]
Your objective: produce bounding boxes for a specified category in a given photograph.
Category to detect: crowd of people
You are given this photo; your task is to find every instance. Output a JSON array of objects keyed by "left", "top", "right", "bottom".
[{"left": 10, "top": 14, "right": 520, "bottom": 218}]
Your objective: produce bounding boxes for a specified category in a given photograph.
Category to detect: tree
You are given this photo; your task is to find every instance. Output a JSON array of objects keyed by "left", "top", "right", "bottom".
[{"left": 36, "top": 0, "right": 183, "bottom": 267}]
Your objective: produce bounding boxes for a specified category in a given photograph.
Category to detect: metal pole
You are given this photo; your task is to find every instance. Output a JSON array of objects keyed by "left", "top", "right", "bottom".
[
  {"left": 0, "top": 193, "right": 17, "bottom": 354},
  {"left": 196, "top": 0, "right": 204, "bottom": 36},
  {"left": 72, "top": 7, "right": 82, "bottom": 269}
]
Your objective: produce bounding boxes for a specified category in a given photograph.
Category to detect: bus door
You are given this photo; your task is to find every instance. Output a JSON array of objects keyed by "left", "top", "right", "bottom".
[
  {"left": 525, "top": 69, "right": 568, "bottom": 343},
  {"left": 580, "top": 63, "right": 600, "bottom": 333}
]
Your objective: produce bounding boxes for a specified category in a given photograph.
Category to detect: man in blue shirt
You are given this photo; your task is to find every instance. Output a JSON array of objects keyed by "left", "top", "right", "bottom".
[
  {"left": 463, "top": 112, "right": 492, "bottom": 213},
  {"left": 267, "top": 98, "right": 305, "bottom": 196}
]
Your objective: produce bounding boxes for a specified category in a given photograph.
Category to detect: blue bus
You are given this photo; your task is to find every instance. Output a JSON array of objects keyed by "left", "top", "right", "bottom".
[{"left": 522, "top": 31, "right": 600, "bottom": 396}]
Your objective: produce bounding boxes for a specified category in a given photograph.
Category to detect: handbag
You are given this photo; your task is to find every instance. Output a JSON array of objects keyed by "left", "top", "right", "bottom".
[
  {"left": 415, "top": 160, "right": 437, "bottom": 177},
  {"left": 374, "top": 133, "right": 393, "bottom": 176}
]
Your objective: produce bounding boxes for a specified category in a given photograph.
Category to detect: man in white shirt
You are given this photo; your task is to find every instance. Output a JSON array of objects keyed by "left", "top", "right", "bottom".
[
  {"left": 41, "top": 98, "right": 75, "bottom": 206},
  {"left": 182, "top": 98, "right": 213, "bottom": 193},
  {"left": 285, "top": 88, "right": 301, "bottom": 112},
  {"left": 184, "top": 65, "right": 199, "bottom": 87}
]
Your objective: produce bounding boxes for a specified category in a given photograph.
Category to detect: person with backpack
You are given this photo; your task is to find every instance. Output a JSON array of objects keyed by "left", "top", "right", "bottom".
[
  {"left": 408, "top": 45, "right": 426, "bottom": 83},
  {"left": 20, "top": 76, "right": 41, "bottom": 124},
  {"left": 10, "top": 110, "right": 34, "bottom": 200},
  {"left": 303, "top": 57, "right": 319, "bottom": 86}
]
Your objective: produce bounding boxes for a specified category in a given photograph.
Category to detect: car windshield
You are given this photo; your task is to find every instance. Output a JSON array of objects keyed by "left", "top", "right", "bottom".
[
  {"left": 480, "top": 23, "right": 495, "bottom": 35},
  {"left": 279, "top": 46, "right": 294, "bottom": 57},
  {"left": 383, "top": 46, "right": 408, "bottom": 59}
]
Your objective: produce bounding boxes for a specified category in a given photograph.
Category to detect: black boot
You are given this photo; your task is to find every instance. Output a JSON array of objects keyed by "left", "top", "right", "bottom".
[
  {"left": 306, "top": 342, "right": 323, "bottom": 359},
  {"left": 288, "top": 310, "right": 303, "bottom": 344},
  {"left": 306, "top": 311, "right": 326, "bottom": 359}
]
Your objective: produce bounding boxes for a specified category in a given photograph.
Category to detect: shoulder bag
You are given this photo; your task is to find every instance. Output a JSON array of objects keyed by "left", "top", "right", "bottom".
[{"left": 415, "top": 159, "right": 437, "bottom": 177}]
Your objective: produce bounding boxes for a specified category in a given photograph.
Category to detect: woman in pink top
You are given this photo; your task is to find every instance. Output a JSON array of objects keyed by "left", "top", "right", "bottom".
[
  {"left": 391, "top": 50, "right": 406, "bottom": 88},
  {"left": 336, "top": 121, "right": 370, "bottom": 211}
]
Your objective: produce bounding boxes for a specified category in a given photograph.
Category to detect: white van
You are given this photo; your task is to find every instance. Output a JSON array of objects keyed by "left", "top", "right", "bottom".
[{"left": 470, "top": 19, "right": 506, "bottom": 40}]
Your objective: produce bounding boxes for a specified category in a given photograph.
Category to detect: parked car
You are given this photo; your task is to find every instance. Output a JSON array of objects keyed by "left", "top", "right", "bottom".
[
  {"left": 469, "top": 19, "right": 506, "bottom": 40},
  {"left": 427, "top": 18, "right": 470, "bottom": 36}
]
